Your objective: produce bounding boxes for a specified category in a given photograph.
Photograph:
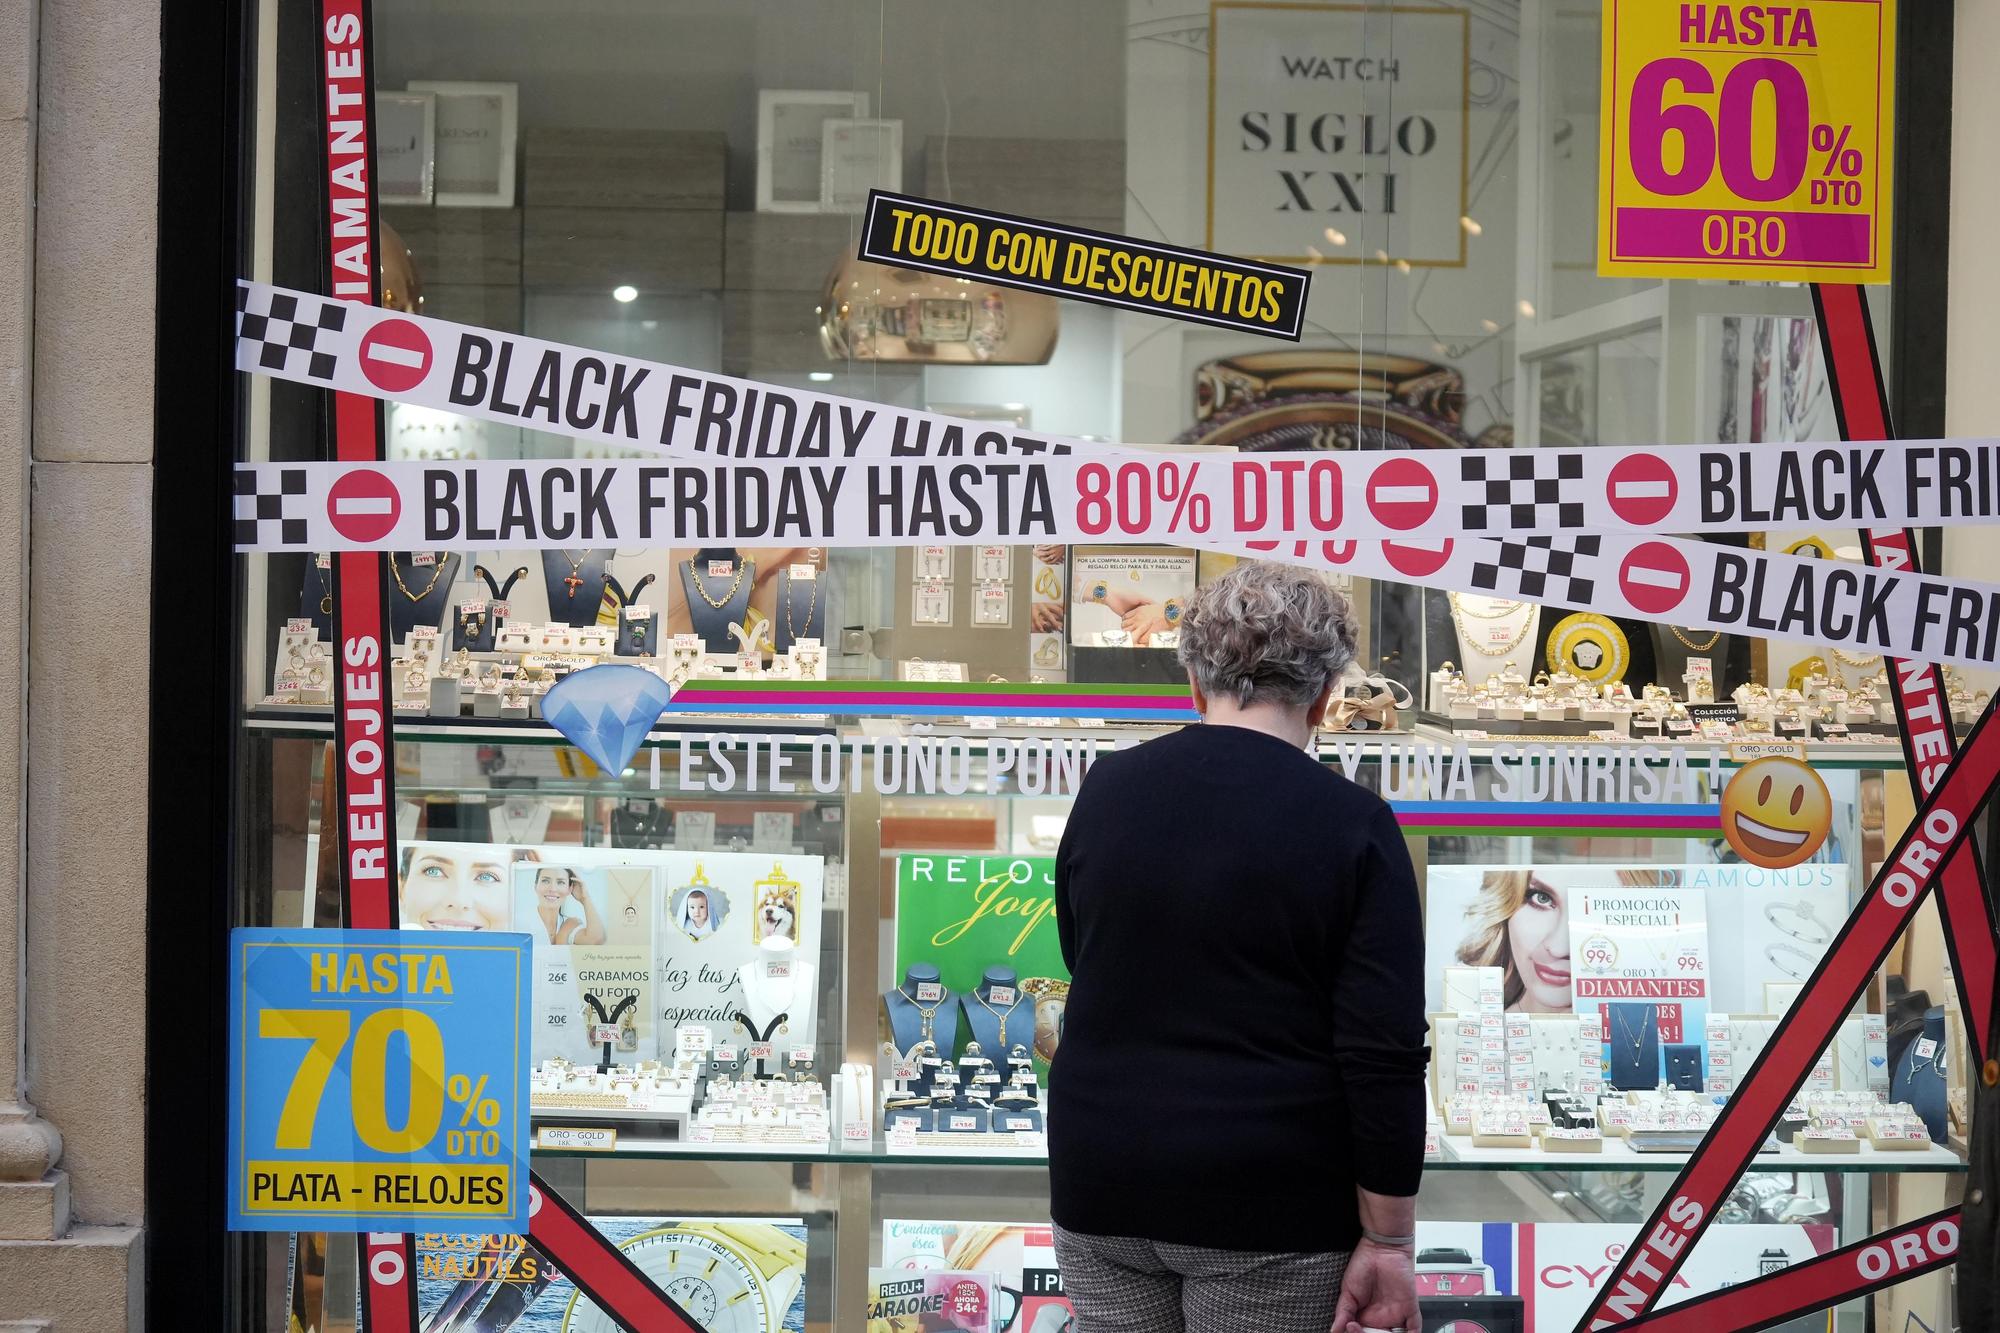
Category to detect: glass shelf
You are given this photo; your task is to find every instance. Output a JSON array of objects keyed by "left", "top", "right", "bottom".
[
  {"left": 527, "top": 1140, "right": 1965, "bottom": 1173},
  {"left": 244, "top": 709, "right": 1913, "bottom": 770}
]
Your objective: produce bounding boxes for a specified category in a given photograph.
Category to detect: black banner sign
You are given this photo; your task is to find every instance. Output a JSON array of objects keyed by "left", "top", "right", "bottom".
[{"left": 857, "top": 190, "right": 1310, "bottom": 339}]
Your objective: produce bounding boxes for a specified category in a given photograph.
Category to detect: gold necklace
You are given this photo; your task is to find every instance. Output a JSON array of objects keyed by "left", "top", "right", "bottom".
[
  {"left": 390, "top": 553, "right": 447, "bottom": 603},
  {"left": 1830, "top": 645, "right": 1881, "bottom": 669},
  {"left": 1669, "top": 626, "right": 1721, "bottom": 652},
  {"left": 974, "top": 989, "right": 1022, "bottom": 1047},
  {"left": 1448, "top": 593, "right": 1533, "bottom": 657},
  {"left": 1452, "top": 593, "right": 1526, "bottom": 619},
  {"left": 687, "top": 557, "right": 747, "bottom": 610},
  {"left": 784, "top": 569, "right": 818, "bottom": 637},
  {"left": 897, "top": 987, "right": 944, "bottom": 1042}
]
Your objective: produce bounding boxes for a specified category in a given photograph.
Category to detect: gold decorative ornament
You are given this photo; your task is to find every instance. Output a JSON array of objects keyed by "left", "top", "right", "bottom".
[{"left": 1546, "top": 613, "right": 1630, "bottom": 686}]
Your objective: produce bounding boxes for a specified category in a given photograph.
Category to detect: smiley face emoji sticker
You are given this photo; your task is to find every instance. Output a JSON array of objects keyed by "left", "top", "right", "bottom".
[{"left": 1722, "top": 756, "right": 1832, "bottom": 868}]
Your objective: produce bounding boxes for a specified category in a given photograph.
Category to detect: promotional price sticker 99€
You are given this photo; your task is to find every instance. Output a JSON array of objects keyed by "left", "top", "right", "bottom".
[
  {"left": 1599, "top": 0, "right": 1896, "bottom": 282},
  {"left": 227, "top": 928, "right": 532, "bottom": 1232}
]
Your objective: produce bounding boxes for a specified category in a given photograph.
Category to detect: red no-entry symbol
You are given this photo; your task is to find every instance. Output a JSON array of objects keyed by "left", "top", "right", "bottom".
[
  {"left": 1606, "top": 453, "right": 1678, "bottom": 527},
  {"left": 1381, "top": 537, "right": 1453, "bottom": 579},
  {"left": 358, "top": 319, "right": 433, "bottom": 394},
  {"left": 1367, "top": 456, "right": 1440, "bottom": 531},
  {"left": 327, "top": 469, "right": 402, "bottom": 543},
  {"left": 1619, "top": 541, "right": 1692, "bottom": 615}
]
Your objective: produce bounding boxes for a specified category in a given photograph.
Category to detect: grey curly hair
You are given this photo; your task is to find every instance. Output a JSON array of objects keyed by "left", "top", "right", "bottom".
[{"left": 1174, "top": 562, "right": 1359, "bottom": 709}]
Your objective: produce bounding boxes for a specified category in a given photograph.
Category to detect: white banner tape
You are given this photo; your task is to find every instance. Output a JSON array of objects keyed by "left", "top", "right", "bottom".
[
  {"left": 235, "top": 456, "right": 2000, "bottom": 672},
  {"left": 235, "top": 280, "right": 2000, "bottom": 540}
]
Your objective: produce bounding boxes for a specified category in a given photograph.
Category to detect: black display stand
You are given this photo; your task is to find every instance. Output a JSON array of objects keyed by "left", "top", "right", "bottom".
[
  {"left": 681, "top": 547, "right": 754, "bottom": 653},
  {"left": 386, "top": 552, "right": 460, "bottom": 639},
  {"left": 455, "top": 563, "right": 529, "bottom": 652},
  {"left": 606, "top": 572, "right": 660, "bottom": 656},
  {"left": 541, "top": 549, "right": 611, "bottom": 628}
]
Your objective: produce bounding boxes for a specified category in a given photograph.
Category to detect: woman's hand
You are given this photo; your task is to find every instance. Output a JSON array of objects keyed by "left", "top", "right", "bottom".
[
  {"left": 1121, "top": 603, "right": 1171, "bottom": 645},
  {"left": 1330, "top": 1238, "right": 1420, "bottom": 1333},
  {"left": 1032, "top": 545, "right": 1066, "bottom": 564},
  {"left": 1031, "top": 601, "right": 1065, "bottom": 632}
]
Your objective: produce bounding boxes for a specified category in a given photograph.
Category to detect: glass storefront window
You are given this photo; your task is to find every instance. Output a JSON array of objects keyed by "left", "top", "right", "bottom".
[{"left": 211, "top": 3, "right": 1972, "bottom": 1330}]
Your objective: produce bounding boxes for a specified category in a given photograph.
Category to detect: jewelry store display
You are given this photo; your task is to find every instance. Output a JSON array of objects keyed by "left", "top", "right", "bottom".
[
  {"left": 390, "top": 552, "right": 448, "bottom": 603},
  {"left": 1765, "top": 900, "right": 1830, "bottom": 945}
]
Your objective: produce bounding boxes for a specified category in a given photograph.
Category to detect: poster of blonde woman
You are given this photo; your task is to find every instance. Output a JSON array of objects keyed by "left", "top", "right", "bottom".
[{"left": 1424, "top": 866, "right": 1686, "bottom": 1014}]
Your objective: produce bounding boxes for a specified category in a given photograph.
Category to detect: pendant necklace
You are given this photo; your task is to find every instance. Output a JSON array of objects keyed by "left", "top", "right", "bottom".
[
  {"left": 898, "top": 986, "right": 944, "bottom": 1042},
  {"left": 561, "top": 550, "right": 591, "bottom": 600},
  {"left": 1670, "top": 626, "right": 1721, "bottom": 652},
  {"left": 688, "top": 557, "right": 748, "bottom": 610},
  {"left": 974, "top": 989, "right": 1023, "bottom": 1047},
  {"left": 390, "top": 553, "right": 448, "bottom": 604},
  {"left": 783, "top": 569, "right": 818, "bottom": 638},
  {"left": 1614, "top": 1007, "right": 1650, "bottom": 1054},
  {"left": 313, "top": 561, "right": 333, "bottom": 616}
]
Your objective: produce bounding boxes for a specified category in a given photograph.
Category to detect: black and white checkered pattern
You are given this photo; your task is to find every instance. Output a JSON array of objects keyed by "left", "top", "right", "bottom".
[
  {"left": 1461, "top": 451, "right": 1586, "bottom": 532},
  {"left": 236, "top": 285, "right": 346, "bottom": 381},
  {"left": 1470, "top": 535, "right": 1602, "bottom": 603},
  {"left": 234, "top": 468, "right": 311, "bottom": 547}
]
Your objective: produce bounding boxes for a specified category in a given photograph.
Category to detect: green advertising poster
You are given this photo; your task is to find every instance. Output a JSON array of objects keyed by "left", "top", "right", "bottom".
[{"left": 893, "top": 854, "right": 1069, "bottom": 1069}]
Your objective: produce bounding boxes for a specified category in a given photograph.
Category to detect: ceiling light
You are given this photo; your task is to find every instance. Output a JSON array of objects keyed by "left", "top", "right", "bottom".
[
  {"left": 612, "top": 285, "right": 638, "bottom": 303},
  {"left": 1517, "top": 299, "right": 1537, "bottom": 318},
  {"left": 808, "top": 372, "right": 834, "bottom": 382},
  {"left": 1460, "top": 215, "right": 1483, "bottom": 235},
  {"left": 1481, "top": 318, "right": 1499, "bottom": 333},
  {"left": 1324, "top": 227, "right": 1347, "bottom": 246}
]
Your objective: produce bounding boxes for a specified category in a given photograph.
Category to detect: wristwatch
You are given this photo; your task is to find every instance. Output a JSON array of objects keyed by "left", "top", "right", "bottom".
[{"left": 563, "top": 1223, "right": 806, "bottom": 1333}]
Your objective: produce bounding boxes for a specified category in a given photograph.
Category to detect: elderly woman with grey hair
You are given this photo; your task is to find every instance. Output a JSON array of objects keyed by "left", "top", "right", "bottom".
[{"left": 1048, "top": 561, "right": 1428, "bottom": 1333}]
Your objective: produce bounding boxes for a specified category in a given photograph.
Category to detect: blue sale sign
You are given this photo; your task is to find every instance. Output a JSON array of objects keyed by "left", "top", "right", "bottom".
[{"left": 226, "top": 927, "right": 532, "bottom": 1232}]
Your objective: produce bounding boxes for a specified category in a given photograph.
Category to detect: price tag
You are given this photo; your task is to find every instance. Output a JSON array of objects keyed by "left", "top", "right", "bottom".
[
  {"left": 946, "top": 1114, "right": 980, "bottom": 1133},
  {"left": 988, "top": 985, "right": 1017, "bottom": 1007},
  {"left": 316, "top": 553, "right": 331, "bottom": 569},
  {"left": 460, "top": 599, "right": 487, "bottom": 615},
  {"left": 976, "top": 546, "right": 1010, "bottom": 581},
  {"left": 624, "top": 604, "right": 651, "bottom": 620},
  {"left": 1915, "top": 1037, "right": 1937, "bottom": 1059},
  {"left": 536, "top": 1125, "right": 617, "bottom": 1152},
  {"left": 788, "top": 563, "right": 817, "bottom": 581},
  {"left": 286, "top": 617, "right": 313, "bottom": 635},
  {"left": 1599, "top": 0, "right": 1894, "bottom": 283},
  {"left": 915, "top": 982, "right": 943, "bottom": 1003},
  {"left": 842, "top": 1120, "right": 870, "bottom": 1142},
  {"left": 746, "top": 1043, "right": 775, "bottom": 1061},
  {"left": 714, "top": 1044, "right": 740, "bottom": 1063},
  {"left": 491, "top": 601, "right": 511, "bottom": 618},
  {"left": 707, "top": 559, "right": 733, "bottom": 577},
  {"left": 411, "top": 551, "right": 437, "bottom": 566},
  {"left": 589, "top": 1024, "right": 620, "bottom": 1045}
]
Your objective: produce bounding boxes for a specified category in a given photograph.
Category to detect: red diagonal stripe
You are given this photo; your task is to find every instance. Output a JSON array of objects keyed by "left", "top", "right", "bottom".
[
  {"left": 526, "top": 1178, "right": 704, "bottom": 1332},
  {"left": 1573, "top": 702, "right": 2000, "bottom": 1330},
  {"left": 1814, "top": 283, "right": 1997, "bottom": 1052},
  {"left": 1611, "top": 1208, "right": 1960, "bottom": 1333}
]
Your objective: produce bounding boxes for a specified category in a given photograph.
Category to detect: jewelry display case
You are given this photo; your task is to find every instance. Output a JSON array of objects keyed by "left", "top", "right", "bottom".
[{"left": 237, "top": 714, "right": 1966, "bottom": 1331}]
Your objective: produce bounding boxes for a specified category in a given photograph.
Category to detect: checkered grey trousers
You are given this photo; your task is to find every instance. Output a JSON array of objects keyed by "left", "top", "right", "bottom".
[{"left": 1052, "top": 1224, "right": 1351, "bottom": 1333}]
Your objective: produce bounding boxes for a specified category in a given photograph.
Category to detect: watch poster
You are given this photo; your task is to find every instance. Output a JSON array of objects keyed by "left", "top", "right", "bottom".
[
  {"left": 882, "top": 1221, "right": 1070, "bottom": 1333},
  {"left": 894, "top": 855, "right": 1068, "bottom": 1069},
  {"left": 1408, "top": 1220, "right": 1835, "bottom": 1332},
  {"left": 1066, "top": 546, "right": 1195, "bottom": 649},
  {"left": 413, "top": 1216, "right": 808, "bottom": 1332},
  {"left": 866, "top": 1269, "right": 997, "bottom": 1333}
]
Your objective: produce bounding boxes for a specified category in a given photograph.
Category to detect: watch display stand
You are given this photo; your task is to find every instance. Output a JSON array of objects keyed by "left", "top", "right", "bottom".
[
  {"left": 387, "top": 552, "right": 461, "bottom": 639},
  {"left": 682, "top": 547, "right": 755, "bottom": 653},
  {"left": 542, "top": 549, "right": 612, "bottom": 628}
]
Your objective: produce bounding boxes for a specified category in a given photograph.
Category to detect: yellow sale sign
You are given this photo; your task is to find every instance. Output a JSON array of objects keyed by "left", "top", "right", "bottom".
[{"left": 1599, "top": 1, "right": 1896, "bottom": 282}]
